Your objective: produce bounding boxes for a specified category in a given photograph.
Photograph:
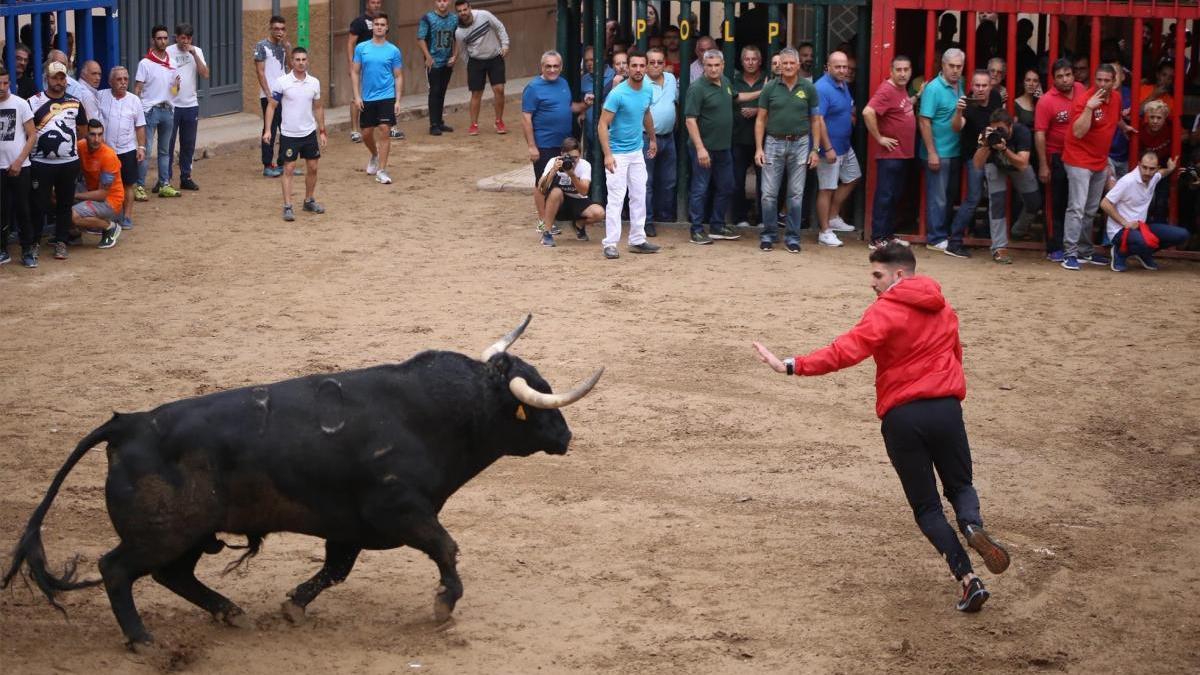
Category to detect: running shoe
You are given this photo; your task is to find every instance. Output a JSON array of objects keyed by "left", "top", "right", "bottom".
[
  {"left": 430, "top": 126, "right": 443, "bottom": 136},
  {"left": 390, "top": 128, "right": 406, "bottom": 140},
  {"left": 760, "top": 239, "right": 774, "bottom": 251},
  {"left": 603, "top": 245, "right": 619, "bottom": 259},
  {"left": 644, "top": 222, "right": 657, "bottom": 237},
  {"left": 263, "top": 166, "right": 283, "bottom": 178},
  {"left": 1110, "top": 248, "right": 1128, "bottom": 272},
  {"left": 709, "top": 224, "right": 741, "bottom": 240},
  {"left": 944, "top": 244, "right": 971, "bottom": 258},
  {"left": 350, "top": 131, "right": 363, "bottom": 143},
  {"left": 366, "top": 155, "right": 379, "bottom": 175},
  {"left": 965, "top": 524, "right": 1011, "bottom": 574},
  {"left": 438, "top": 124, "right": 454, "bottom": 133},
  {"left": 98, "top": 222, "right": 121, "bottom": 249},
  {"left": 1060, "top": 255, "right": 1080, "bottom": 271},
  {"left": 690, "top": 229, "right": 713, "bottom": 245},
  {"left": 1083, "top": 253, "right": 1110, "bottom": 266},
  {"left": 180, "top": 177, "right": 200, "bottom": 190},
  {"left": 1130, "top": 253, "right": 1159, "bottom": 271},
  {"left": 926, "top": 239, "right": 948, "bottom": 252},
  {"left": 21, "top": 248, "right": 37, "bottom": 268},
  {"left": 468, "top": 123, "right": 480, "bottom": 136},
  {"left": 375, "top": 170, "right": 393, "bottom": 184},
  {"left": 303, "top": 198, "right": 325, "bottom": 214},
  {"left": 495, "top": 119, "right": 508, "bottom": 134},
  {"left": 157, "top": 184, "right": 181, "bottom": 198},
  {"left": 818, "top": 230, "right": 843, "bottom": 247},
  {"left": 120, "top": 216, "right": 134, "bottom": 230},
  {"left": 540, "top": 232, "right": 555, "bottom": 247},
  {"left": 628, "top": 241, "right": 660, "bottom": 254},
  {"left": 868, "top": 238, "right": 889, "bottom": 251},
  {"left": 829, "top": 216, "right": 856, "bottom": 232},
  {"left": 282, "top": 205, "right": 295, "bottom": 222},
  {"left": 0, "top": 250, "right": 9, "bottom": 265},
  {"left": 991, "top": 248, "right": 1013, "bottom": 264},
  {"left": 134, "top": 184, "right": 149, "bottom": 201},
  {"left": 53, "top": 241, "right": 67, "bottom": 260},
  {"left": 955, "top": 577, "right": 989, "bottom": 613},
  {"left": 785, "top": 241, "right": 801, "bottom": 254},
  {"left": 1045, "top": 250, "right": 1064, "bottom": 263},
  {"left": 573, "top": 223, "right": 589, "bottom": 241}
]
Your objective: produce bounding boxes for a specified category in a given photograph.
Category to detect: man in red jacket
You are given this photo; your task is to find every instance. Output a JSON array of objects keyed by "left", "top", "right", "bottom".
[{"left": 752, "top": 243, "right": 1010, "bottom": 612}]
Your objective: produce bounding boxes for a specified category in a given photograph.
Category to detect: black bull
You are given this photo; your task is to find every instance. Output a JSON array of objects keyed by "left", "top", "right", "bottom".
[{"left": 2, "top": 316, "right": 602, "bottom": 649}]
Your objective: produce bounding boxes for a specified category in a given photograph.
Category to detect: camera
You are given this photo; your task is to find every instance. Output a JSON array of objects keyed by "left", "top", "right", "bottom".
[
  {"left": 986, "top": 126, "right": 1009, "bottom": 147},
  {"left": 558, "top": 154, "right": 576, "bottom": 171}
]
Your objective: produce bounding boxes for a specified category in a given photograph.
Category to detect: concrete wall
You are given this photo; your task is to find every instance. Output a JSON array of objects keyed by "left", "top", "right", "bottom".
[{"left": 241, "top": 0, "right": 331, "bottom": 114}]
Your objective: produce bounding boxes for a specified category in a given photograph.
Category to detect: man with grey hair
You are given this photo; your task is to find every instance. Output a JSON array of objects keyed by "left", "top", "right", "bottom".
[
  {"left": 521, "top": 50, "right": 588, "bottom": 240},
  {"left": 78, "top": 60, "right": 103, "bottom": 99},
  {"left": 48, "top": 49, "right": 99, "bottom": 122},
  {"left": 755, "top": 46, "right": 822, "bottom": 253},
  {"left": 684, "top": 49, "right": 738, "bottom": 244},
  {"left": 918, "top": 48, "right": 965, "bottom": 254},
  {"left": 689, "top": 35, "right": 716, "bottom": 83},
  {"left": 97, "top": 66, "right": 146, "bottom": 229}
]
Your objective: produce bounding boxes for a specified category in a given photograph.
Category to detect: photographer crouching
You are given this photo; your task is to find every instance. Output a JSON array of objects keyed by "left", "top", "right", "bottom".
[
  {"left": 536, "top": 137, "right": 606, "bottom": 247},
  {"left": 971, "top": 109, "right": 1041, "bottom": 264}
]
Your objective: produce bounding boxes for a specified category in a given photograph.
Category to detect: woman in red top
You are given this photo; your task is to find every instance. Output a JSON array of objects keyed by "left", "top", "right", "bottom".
[{"left": 752, "top": 243, "right": 1011, "bottom": 613}]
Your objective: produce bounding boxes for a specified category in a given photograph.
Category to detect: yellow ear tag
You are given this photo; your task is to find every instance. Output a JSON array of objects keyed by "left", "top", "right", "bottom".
[{"left": 515, "top": 404, "right": 527, "bottom": 421}]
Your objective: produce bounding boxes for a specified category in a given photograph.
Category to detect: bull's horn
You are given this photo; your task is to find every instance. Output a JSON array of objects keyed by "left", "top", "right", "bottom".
[
  {"left": 481, "top": 314, "right": 533, "bottom": 361},
  {"left": 509, "top": 367, "right": 605, "bottom": 409}
]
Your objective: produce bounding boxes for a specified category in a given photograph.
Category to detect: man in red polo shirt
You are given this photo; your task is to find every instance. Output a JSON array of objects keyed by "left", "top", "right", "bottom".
[
  {"left": 752, "top": 243, "right": 1011, "bottom": 613},
  {"left": 1034, "top": 58, "right": 1084, "bottom": 261},
  {"left": 1060, "top": 63, "right": 1120, "bottom": 270},
  {"left": 73, "top": 118, "right": 124, "bottom": 250},
  {"left": 863, "top": 55, "right": 917, "bottom": 250}
]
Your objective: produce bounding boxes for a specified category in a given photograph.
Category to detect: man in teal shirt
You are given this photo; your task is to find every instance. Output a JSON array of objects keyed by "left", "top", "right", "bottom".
[
  {"left": 918, "top": 48, "right": 965, "bottom": 251},
  {"left": 598, "top": 51, "right": 660, "bottom": 260}
]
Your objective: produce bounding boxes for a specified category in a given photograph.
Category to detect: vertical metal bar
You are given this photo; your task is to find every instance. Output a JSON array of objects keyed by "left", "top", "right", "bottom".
[
  {"left": 636, "top": 0, "right": 648, "bottom": 52},
  {"left": 1169, "top": 18, "right": 1184, "bottom": 224},
  {"left": 722, "top": 1, "right": 734, "bottom": 80},
  {"left": 678, "top": 0, "right": 694, "bottom": 219},
  {"left": 1048, "top": 11, "right": 1058, "bottom": 61},
  {"left": 1131, "top": 17, "right": 1143, "bottom": 169},
  {"left": 1089, "top": 17, "right": 1101, "bottom": 86},
  {"left": 1006, "top": 14, "right": 1017, "bottom": 115},
  {"left": 583, "top": 0, "right": 593, "bottom": 48},
  {"left": 272, "top": 0, "right": 282, "bottom": 16},
  {"left": 57, "top": 10, "right": 69, "bottom": 54},
  {"left": 591, "top": 0, "right": 606, "bottom": 203},
  {"left": 965, "top": 11, "right": 976, "bottom": 75},
  {"left": 32, "top": 13, "right": 44, "bottom": 91},
  {"left": 4, "top": 18, "right": 16, "bottom": 93},
  {"left": 700, "top": 3, "right": 710, "bottom": 38},
  {"left": 853, "top": 5, "right": 870, "bottom": 237},
  {"left": 814, "top": 5, "right": 826, "bottom": 76},
  {"left": 766, "top": 3, "right": 779, "bottom": 61},
  {"left": 566, "top": 0, "right": 581, "bottom": 96},
  {"left": 1045, "top": 14, "right": 1058, "bottom": 243},
  {"left": 1149, "top": 19, "right": 1162, "bottom": 67},
  {"left": 1037, "top": 13, "right": 1047, "bottom": 56},
  {"left": 108, "top": 5, "right": 120, "bottom": 83},
  {"left": 557, "top": 0, "right": 570, "bottom": 60},
  {"left": 80, "top": 8, "right": 95, "bottom": 65}
]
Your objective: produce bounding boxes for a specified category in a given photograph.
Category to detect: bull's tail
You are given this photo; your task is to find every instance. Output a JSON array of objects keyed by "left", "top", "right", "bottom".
[{"left": 1, "top": 415, "right": 120, "bottom": 612}]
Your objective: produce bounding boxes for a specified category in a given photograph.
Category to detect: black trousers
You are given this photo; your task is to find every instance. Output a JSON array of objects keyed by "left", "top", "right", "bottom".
[
  {"left": 427, "top": 65, "right": 453, "bottom": 128},
  {"left": 261, "top": 97, "right": 283, "bottom": 167},
  {"left": 1047, "top": 153, "right": 1068, "bottom": 254},
  {"left": 1, "top": 165, "right": 34, "bottom": 249},
  {"left": 32, "top": 160, "right": 79, "bottom": 244},
  {"left": 731, "top": 142, "right": 761, "bottom": 224},
  {"left": 880, "top": 396, "right": 981, "bottom": 580}
]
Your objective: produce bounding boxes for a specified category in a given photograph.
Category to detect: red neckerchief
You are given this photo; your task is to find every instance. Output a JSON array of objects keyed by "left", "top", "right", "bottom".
[
  {"left": 145, "top": 49, "right": 172, "bottom": 69},
  {"left": 1118, "top": 221, "right": 1160, "bottom": 254}
]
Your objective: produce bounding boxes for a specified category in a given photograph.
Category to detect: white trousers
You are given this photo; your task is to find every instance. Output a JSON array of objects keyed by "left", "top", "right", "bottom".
[{"left": 603, "top": 150, "right": 648, "bottom": 247}]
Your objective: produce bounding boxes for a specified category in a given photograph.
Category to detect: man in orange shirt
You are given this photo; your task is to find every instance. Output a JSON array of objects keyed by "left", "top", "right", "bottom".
[{"left": 73, "top": 119, "right": 124, "bottom": 249}]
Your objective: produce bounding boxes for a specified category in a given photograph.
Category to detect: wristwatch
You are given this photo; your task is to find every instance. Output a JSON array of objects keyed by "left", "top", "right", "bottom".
[{"left": 784, "top": 357, "right": 795, "bottom": 376}]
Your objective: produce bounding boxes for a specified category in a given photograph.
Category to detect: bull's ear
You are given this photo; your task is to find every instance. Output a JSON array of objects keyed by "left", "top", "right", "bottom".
[{"left": 515, "top": 404, "right": 527, "bottom": 421}]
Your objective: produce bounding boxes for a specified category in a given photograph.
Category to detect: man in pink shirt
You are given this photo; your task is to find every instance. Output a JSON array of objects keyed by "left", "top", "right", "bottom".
[
  {"left": 1034, "top": 58, "right": 1084, "bottom": 261},
  {"left": 862, "top": 55, "right": 917, "bottom": 250}
]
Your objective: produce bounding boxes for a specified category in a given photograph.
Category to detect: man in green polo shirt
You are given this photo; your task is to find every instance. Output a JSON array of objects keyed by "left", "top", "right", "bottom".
[
  {"left": 732, "top": 45, "right": 766, "bottom": 229},
  {"left": 684, "top": 49, "right": 739, "bottom": 245},
  {"left": 755, "top": 47, "right": 822, "bottom": 253}
]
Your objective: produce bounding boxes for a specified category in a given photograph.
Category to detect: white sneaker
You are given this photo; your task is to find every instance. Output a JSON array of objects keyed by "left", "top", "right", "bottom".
[
  {"left": 926, "top": 239, "right": 948, "bottom": 252},
  {"left": 736, "top": 220, "right": 751, "bottom": 229},
  {"left": 366, "top": 155, "right": 379, "bottom": 175},
  {"left": 375, "top": 170, "right": 392, "bottom": 184},
  {"left": 818, "top": 230, "right": 844, "bottom": 247},
  {"left": 890, "top": 237, "right": 911, "bottom": 247},
  {"left": 829, "top": 217, "right": 856, "bottom": 232}
]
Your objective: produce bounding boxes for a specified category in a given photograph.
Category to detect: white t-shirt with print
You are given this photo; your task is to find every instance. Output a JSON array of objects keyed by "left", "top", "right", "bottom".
[
  {"left": 539, "top": 156, "right": 592, "bottom": 200},
  {"left": 0, "top": 95, "right": 34, "bottom": 169},
  {"left": 167, "top": 43, "right": 206, "bottom": 108}
]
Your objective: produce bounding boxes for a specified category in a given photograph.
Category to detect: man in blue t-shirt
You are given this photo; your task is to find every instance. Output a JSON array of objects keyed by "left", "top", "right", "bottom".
[
  {"left": 598, "top": 51, "right": 660, "bottom": 260},
  {"left": 814, "top": 51, "right": 861, "bottom": 248},
  {"left": 521, "top": 50, "right": 589, "bottom": 233},
  {"left": 418, "top": 0, "right": 459, "bottom": 136},
  {"left": 351, "top": 13, "right": 403, "bottom": 185}
]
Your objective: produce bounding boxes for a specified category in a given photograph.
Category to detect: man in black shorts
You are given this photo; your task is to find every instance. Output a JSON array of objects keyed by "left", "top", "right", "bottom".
[
  {"left": 351, "top": 14, "right": 404, "bottom": 185},
  {"left": 264, "top": 47, "right": 327, "bottom": 221},
  {"left": 454, "top": 0, "right": 509, "bottom": 135},
  {"left": 535, "top": 138, "right": 605, "bottom": 247}
]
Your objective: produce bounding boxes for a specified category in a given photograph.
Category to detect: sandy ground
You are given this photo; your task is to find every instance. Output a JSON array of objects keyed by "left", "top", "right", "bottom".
[{"left": 2, "top": 107, "right": 1199, "bottom": 674}]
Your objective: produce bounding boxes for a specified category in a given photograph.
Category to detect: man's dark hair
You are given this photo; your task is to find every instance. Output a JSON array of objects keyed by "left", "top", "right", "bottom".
[
  {"left": 869, "top": 242, "right": 917, "bottom": 271},
  {"left": 14, "top": 43, "right": 31, "bottom": 56},
  {"left": 151, "top": 24, "right": 169, "bottom": 38},
  {"left": 0, "top": 66, "right": 7, "bottom": 77},
  {"left": 892, "top": 55, "right": 912, "bottom": 67},
  {"left": 291, "top": 46, "right": 308, "bottom": 57},
  {"left": 798, "top": 41, "right": 815, "bottom": 51},
  {"left": 664, "top": 25, "right": 680, "bottom": 36},
  {"left": 455, "top": 0, "right": 470, "bottom": 6},
  {"left": 560, "top": 137, "right": 579, "bottom": 153},
  {"left": 1095, "top": 63, "right": 1116, "bottom": 78},
  {"left": 87, "top": 118, "right": 104, "bottom": 130},
  {"left": 175, "top": 23, "right": 194, "bottom": 37},
  {"left": 626, "top": 49, "right": 646, "bottom": 64},
  {"left": 989, "top": 109, "right": 1012, "bottom": 124},
  {"left": 269, "top": 15, "right": 286, "bottom": 25},
  {"left": 1051, "top": 57, "right": 1072, "bottom": 74},
  {"left": 374, "top": 13, "right": 389, "bottom": 22}
]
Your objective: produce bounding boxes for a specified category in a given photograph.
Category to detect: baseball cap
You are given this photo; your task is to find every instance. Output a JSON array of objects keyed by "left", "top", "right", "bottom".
[{"left": 46, "top": 62, "right": 68, "bottom": 76}]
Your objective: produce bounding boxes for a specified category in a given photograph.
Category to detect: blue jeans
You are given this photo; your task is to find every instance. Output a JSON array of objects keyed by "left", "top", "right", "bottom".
[
  {"left": 949, "top": 160, "right": 985, "bottom": 243},
  {"left": 1114, "top": 222, "right": 1189, "bottom": 260},
  {"left": 871, "top": 158, "right": 909, "bottom": 241},
  {"left": 687, "top": 147, "right": 733, "bottom": 230},
  {"left": 760, "top": 136, "right": 810, "bottom": 244},
  {"left": 644, "top": 132, "right": 676, "bottom": 222},
  {"left": 168, "top": 105, "right": 199, "bottom": 182},
  {"left": 138, "top": 104, "right": 174, "bottom": 187},
  {"left": 924, "top": 156, "right": 962, "bottom": 245}
]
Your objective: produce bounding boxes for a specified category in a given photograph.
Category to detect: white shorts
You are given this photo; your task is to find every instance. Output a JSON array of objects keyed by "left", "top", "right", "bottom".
[{"left": 817, "top": 148, "right": 861, "bottom": 190}]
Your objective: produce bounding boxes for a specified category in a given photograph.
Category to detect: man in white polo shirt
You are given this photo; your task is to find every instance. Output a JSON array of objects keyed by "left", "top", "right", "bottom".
[
  {"left": 167, "top": 22, "right": 209, "bottom": 191},
  {"left": 263, "top": 47, "right": 326, "bottom": 222},
  {"left": 134, "top": 23, "right": 182, "bottom": 198},
  {"left": 97, "top": 66, "right": 146, "bottom": 230},
  {"left": 1100, "top": 150, "right": 1186, "bottom": 272}
]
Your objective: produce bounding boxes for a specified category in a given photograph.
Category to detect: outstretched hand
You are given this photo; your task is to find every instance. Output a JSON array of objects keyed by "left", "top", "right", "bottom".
[{"left": 751, "top": 341, "right": 787, "bottom": 374}]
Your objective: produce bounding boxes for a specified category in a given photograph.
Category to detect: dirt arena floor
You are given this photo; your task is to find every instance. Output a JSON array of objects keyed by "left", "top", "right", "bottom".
[{"left": 2, "top": 107, "right": 1198, "bottom": 674}]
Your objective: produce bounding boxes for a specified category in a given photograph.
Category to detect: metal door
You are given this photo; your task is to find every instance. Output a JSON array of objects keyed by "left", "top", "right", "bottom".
[{"left": 119, "top": 0, "right": 243, "bottom": 117}]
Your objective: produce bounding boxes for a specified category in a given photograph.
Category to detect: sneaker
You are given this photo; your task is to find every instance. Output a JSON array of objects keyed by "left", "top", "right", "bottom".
[
  {"left": 120, "top": 216, "right": 134, "bottom": 230},
  {"left": 134, "top": 184, "right": 149, "bottom": 201},
  {"left": 1110, "top": 249, "right": 1128, "bottom": 272},
  {"left": 495, "top": 119, "right": 508, "bottom": 134},
  {"left": 868, "top": 238, "right": 889, "bottom": 251},
  {"left": 573, "top": 223, "right": 589, "bottom": 241},
  {"left": 282, "top": 205, "right": 295, "bottom": 222},
  {"left": 628, "top": 241, "right": 660, "bottom": 254},
  {"left": 0, "top": 250, "right": 9, "bottom": 265},
  {"left": 375, "top": 170, "right": 392, "bottom": 185},
  {"left": 603, "top": 245, "right": 619, "bottom": 259},
  {"left": 549, "top": 223, "right": 563, "bottom": 236},
  {"left": 828, "top": 216, "right": 856, "bottom": 232},
  {"left": 263, "top": 166, "right": 283, "bottom": 178},
  {"left": 991, "top": 248, "right": 1013, "bottom": 264},
  {"left": 535, "top": 219, "right": 547, "bottom": 234},
  {"left": 1060, "top": 255, "right": 1080, "bottom": 270},
  {"left": 151, "top": 182, "right": 160, "bottom": 194},
  {"left": 430, "top": 126, "right": 443, "bottom": 136},
  {"left": 690, "top": 229, "right": 713, "bottom": 245},
  {"left": 98, "top": 223, "right": 121, "bottom": 249},
  {"left": 889, "top": 237, "right": 911, "bottom": 247},
  {"left": 468, "top": 123, "right": 480, "bottom": 136},
  {"left": 157, "top": 184, "right": 181, "bottom": 197},
  {"left": 944, "top": 244, "right": 971, "bottom": 258},
  {"left": 785, "top": 240, "right": 801, "bottom": 254},
  {"left": 21, "top": 249, "right": 37, "bottom": 268},
  {"left": 926, "top": 239, "right": 949, "bottom": 252},
  {"left": 965, "top": 524, "right": 1011, "bottom": 574},
  {"left": 1083, "top": 253, "right": 1110, "bottom": 266},
  {"left": 290, "top": 166, "right": 304, "bottom": 176},
  {"left": 53, "top": 241, "right": 67, "bottom": 260},
  {"left": 389, "top": 128, "right": 406, "bottom": 140},
  {"left": 302, "top": 198, "right": 325, "bottom": 214},
  {"left": 366, "top": 155, "right": 379, "bottom": 176},
  {"left": 818, "top": 230, "right": 843, "bottom": 247},
  {"left": 709, "top": 224, "right": 741, "bottom": 240},
  {"left": 439, "top": 124, "right": 454, "bottom": 133},
  {"left": 955, "top": 577, "right": 990, "bottom": 613},
  {"left": 180, "top": 177, "right": 200, "bottom": 191},
  {"left": 350, "top": 131, "right": 363, "bottom": 143},
  {"left": 1045, "top": 250, "right": 1064, "bottom": 263},
  {"left": 540, "top": 232, "right": 555, "bottom": 247},
  {"left": 760, "top": 239, "right": 774, "bottom": 251},
  {"left": 736, "top": 220, "right": 751, "bottom": 229},
  {"left": 1130, "top": 253, "right": 1159, "bottom": 271},
  {"left": 644, "top": 222, "right": 657, "bottom": 238}
]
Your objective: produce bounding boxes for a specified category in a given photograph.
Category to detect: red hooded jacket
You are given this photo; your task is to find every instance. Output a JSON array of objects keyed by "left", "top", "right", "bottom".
[{"left": 794, "top": 275, "right": 967, "bottom": 418}]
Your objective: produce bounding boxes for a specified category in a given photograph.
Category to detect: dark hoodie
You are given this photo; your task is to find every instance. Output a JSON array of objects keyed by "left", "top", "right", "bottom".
[{"left": 792, "top": 275, "right": 967, "bottom": 418}]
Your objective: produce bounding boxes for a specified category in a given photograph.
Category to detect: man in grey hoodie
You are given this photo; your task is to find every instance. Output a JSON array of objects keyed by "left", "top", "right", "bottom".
[{"left": 454, "top": 0, "right": 509, "bottom": 135}]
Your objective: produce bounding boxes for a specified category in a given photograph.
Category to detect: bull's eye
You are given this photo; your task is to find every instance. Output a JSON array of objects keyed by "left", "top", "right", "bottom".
[{"left": 515, "top": 404, "right": 527, "bottom": 421}]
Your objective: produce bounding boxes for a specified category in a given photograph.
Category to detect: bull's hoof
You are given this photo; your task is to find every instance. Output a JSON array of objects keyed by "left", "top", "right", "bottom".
[
  {"left": 281, "top": 600, "right": 307, "bottom": 625},
  {"left": 216, "top": 607, "right": 252, "bottom": 629},
  {"left": 126, "top": 636, "right": 158, "bottom": 655},
  {"left": 433, "top": 596, "right": 455, "bottom": 623}
]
